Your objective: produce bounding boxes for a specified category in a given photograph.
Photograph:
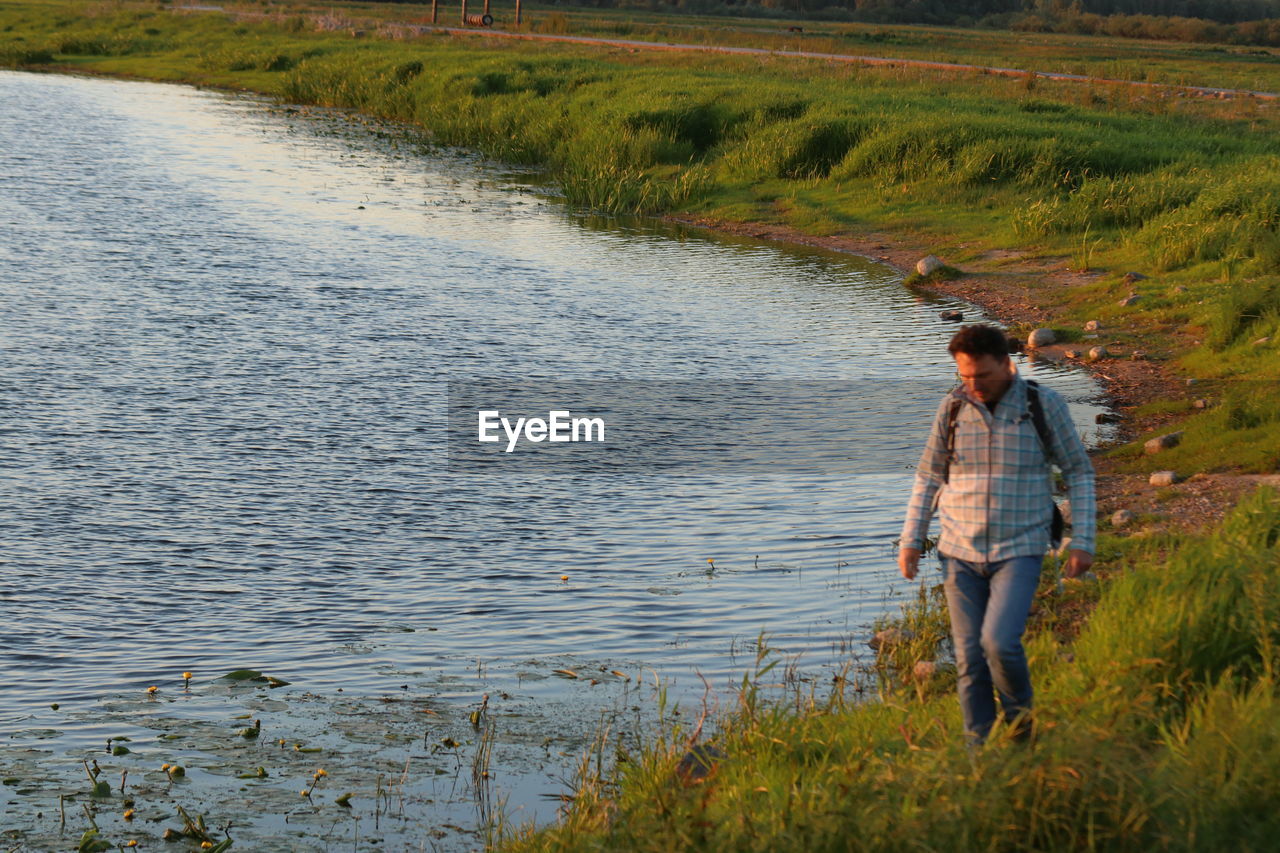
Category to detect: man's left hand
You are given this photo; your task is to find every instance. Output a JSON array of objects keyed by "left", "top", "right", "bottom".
[{"left": 1064, "top": 549, "right": 1093, "bottom": 579}]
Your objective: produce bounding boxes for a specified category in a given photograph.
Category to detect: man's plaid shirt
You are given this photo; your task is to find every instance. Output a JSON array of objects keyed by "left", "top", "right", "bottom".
[{"left": 900, "top": 372, "right": 1096, "bottom": 562}]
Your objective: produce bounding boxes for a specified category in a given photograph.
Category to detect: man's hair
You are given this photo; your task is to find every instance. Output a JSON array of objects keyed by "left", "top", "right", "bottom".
[{"left": 948, "top": 324, "right": 1011, "bottom": 360}]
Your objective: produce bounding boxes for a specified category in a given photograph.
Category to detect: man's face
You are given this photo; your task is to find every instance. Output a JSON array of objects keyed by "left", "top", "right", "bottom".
[{"left": 954, "top": 351, "right": 1014, "bottom": 406}]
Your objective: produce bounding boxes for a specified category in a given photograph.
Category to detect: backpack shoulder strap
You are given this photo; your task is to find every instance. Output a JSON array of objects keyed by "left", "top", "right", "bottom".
[
  {"left": 1025, "top": 380, "right": 1056, "bottom": 464},
  {"left": 1026, "top": 379, "right": 1069, "bottom": 545},
  {"left": 941, "top": 397, "right": 963, "bottom": 484}
]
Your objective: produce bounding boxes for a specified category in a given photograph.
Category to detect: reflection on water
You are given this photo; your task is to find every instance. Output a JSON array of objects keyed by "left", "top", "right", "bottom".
[{"left": 0, "top": 70, "right": 1113, "bottom": 847}]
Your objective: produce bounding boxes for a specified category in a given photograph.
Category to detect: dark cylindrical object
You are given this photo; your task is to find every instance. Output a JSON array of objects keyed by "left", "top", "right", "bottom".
[{"left": 465, "top": 12, "right": 494, "bottom": 26}]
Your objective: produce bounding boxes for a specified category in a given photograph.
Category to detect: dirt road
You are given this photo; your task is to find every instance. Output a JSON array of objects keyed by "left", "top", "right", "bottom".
[{"left": 425, "top": 25, "right": 1278, "bottom": 100}]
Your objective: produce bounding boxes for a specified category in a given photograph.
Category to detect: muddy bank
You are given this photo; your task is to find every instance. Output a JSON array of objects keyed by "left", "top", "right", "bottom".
[{"left": 667, "top": 212, "right": 1248, "bottom": 536}]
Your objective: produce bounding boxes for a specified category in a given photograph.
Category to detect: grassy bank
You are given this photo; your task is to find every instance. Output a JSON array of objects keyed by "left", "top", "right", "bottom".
[
  {"left": 498, "top": 487, "right": 1280, "bottom": 850},
  {"left": 4, "top": 3, "right": 1280, "bottom": 847}
]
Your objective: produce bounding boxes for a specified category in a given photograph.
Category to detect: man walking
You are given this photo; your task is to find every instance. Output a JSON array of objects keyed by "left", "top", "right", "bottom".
[{"left": 899, "top": 324, "right": 1095, "bottom": 745}]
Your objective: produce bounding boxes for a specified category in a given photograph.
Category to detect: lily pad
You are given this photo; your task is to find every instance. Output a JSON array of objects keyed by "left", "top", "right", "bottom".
[
  {"left": 14, "top": 728, "right": 61, "bottom": 740},
  {"left": 77, "top": 829, "right": 111, "bottom": 853},
  {"left": 244, "top": 698, "right": 289, "bottom": 712},
  {"left": 222, "top": 669, "right": 265, "bottom": 681},
  {"left": 220, "top": 670, "right": 291, "bottom": 688}
]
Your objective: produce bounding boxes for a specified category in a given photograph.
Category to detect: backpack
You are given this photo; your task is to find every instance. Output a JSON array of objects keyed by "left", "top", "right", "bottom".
[{"left": 939, "top": 379, "right": 1067, "bottom": 549}]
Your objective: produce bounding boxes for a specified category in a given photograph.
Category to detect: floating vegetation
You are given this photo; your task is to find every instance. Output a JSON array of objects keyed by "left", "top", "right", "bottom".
[
  {"left": 76, "top": 828, "right": 111, "bottom": 853},
  {"left": 84, "top": 760, "right": 112, "bottom": 799},
  {"left": 220, "top": 669, "right": 291, "bottom": 688}
]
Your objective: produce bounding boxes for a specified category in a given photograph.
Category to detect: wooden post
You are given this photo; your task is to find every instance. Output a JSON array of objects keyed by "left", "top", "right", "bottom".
[
  {"left": 431, "top": 0, "right": 437, "bottom": 24},
  {"left": 515, "top": 0, "right": 521, "bottom": 26},
  {"left": 461, "top": 0, "right": 467, "bottom": 26},
  {"left": 483, "top": 0, "right": 490, "bottom": 16}
]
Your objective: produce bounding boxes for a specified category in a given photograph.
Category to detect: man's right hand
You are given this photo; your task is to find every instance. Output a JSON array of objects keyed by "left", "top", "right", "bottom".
[{"left": 898, "top": 547, "right": 921, "bottom": 580}]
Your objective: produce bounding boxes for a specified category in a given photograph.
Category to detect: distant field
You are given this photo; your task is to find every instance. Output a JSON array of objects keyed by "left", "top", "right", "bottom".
[
  {"left": 269, "top": 0, "right": 1280, "bottom": 94},
  {"left": 552, "top": 11, "right": 1280, "bottom": 94}
]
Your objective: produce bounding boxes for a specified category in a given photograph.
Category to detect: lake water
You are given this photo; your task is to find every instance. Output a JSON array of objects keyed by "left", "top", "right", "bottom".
[{"left": 0, "top": 70, "right": 1112, "bottom": 849}]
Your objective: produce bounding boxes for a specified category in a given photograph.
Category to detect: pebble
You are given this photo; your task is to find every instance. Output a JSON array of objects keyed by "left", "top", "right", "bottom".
[
  {"left": 1111, "top": 509, "right": 1135, "bottom": 527},
  {"left": 1150, "top": 470, "right": 1181, "bottom": 487},
  {"left": 1088, "top": 345, "right": 1109, "bottom": 361},
  {"left": 1028, "top": 328, "right": 1056, "bottom": 348},
  {"left": 916, "top": 255, "right": 943, "bottom": 276},
  {"left": 868, "top": 627, "right": 915, "bottom": 651},
  {"left": 675, "top": 744, "right": 726, "bottom": 783},
  {"left": 1144, "top": 431, "right": 1183, "bottom": 454}
]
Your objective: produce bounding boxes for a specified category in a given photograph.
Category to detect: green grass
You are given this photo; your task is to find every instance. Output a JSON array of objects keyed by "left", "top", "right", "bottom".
[{"left": 497, "top": 489, "right": 1280, "bottom": 851}]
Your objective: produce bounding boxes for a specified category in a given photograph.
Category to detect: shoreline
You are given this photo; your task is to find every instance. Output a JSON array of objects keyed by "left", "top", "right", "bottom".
[
  {"left": 666, "top": 212, "right": 1262, "bottom": 537},
  {"left": 9, "top": 51, "right": 1253, "bottom": 548}
]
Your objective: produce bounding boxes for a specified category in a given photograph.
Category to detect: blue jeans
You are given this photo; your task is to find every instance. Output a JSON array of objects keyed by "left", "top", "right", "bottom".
[{"left": 942, "top": 554, "right": 1043, "bottom": 745}]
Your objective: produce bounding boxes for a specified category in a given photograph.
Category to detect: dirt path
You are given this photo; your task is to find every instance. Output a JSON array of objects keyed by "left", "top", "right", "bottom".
[{"left": 429, "top": 25, "right": 1279, "bottom": 101}]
